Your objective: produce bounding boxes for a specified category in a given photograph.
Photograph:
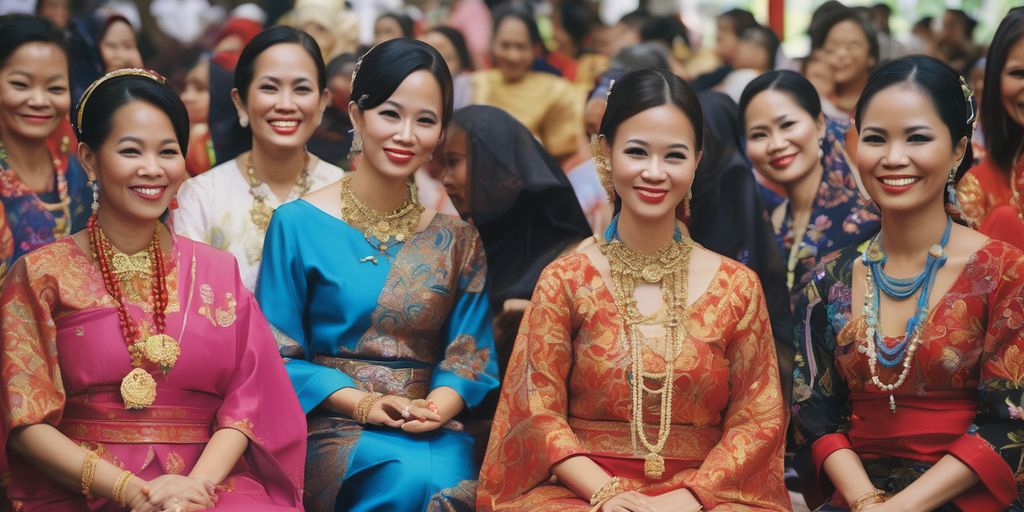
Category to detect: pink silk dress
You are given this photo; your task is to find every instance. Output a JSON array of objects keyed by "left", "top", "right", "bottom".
[{"left": 0, "top": 235, "right": 306, "bottom": 511}]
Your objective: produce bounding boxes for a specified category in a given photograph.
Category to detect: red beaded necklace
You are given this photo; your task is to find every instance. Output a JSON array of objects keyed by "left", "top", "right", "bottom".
[{"left": 87, "top": 213, "right": 178, "bottom": 409}]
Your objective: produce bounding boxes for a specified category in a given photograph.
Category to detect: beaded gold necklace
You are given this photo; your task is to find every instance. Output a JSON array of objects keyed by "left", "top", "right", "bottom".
[
  {"left": 244, "top": 153, "right": 312, "bottom": 231},
  {"left": 340, "top": 175, "right": 423, "bottom": 262},
  {"left": 599, "top": 216, "right": 692, "bottom": 479}
]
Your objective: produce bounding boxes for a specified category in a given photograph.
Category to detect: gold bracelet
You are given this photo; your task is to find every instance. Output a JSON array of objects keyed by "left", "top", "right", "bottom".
[
  {"left": 589, "top": 476, "right": 624, "bottom": 506},
  {"left": 851, "top": 489, "right": 887, "bottom": 512},
  {"left": 353, "top": 392, "right": 384, "bottom": 424},
  {"left": 112, "top": 470, "right": 134, "bottom": 507},
  {"left": 80, "top": 451, "right": 99, "bottom": 497}
]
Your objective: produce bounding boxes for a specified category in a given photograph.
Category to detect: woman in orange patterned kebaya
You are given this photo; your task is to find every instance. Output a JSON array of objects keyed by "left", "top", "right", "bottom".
[{"left": 477, "top": 68, "right": 790, "bottom": 512}]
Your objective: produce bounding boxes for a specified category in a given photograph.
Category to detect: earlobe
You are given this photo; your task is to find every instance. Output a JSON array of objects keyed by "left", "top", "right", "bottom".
[{"left": 78, "top": 142, "right": 97, "bottom": 181}]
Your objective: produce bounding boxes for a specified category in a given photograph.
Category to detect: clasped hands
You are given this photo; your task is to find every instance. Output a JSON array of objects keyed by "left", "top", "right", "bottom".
[
  {"left": 597, "top": 489, "right": 702, "bottom": 512},
  {"left": 124, "top": 474, "right": 217, "bottom": 512},
  {"left": 361, "top": 394, "right": 446, "bottom": 433}
]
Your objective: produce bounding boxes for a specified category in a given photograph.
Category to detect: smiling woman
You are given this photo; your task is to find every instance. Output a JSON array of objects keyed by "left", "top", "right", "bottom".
[
  {"left": 0, "top": 15, "right": 92, "bottom": 280},
  {"left": 173, "top": 26, "right": 344, "bottom": 291},
  {"left": 792, "top": 55, "right": 1024, "bottom": 512},
  {"left": 739, "top": 70, "right": 879, "bottom": 305},
  {"left": 0, "top": 68, "right": 306, "bottom": 512},
  {"left": 478, "top": 68, "right": 790, "bottom": 512},
  {"left": 255, "top": 38, "right": 498, "bottom": 512}
]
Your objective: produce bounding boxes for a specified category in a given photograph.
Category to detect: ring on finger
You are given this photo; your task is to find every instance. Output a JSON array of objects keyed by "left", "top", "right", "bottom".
[{"left": 401, "top": 405, "right": 412, "bottom": 419}]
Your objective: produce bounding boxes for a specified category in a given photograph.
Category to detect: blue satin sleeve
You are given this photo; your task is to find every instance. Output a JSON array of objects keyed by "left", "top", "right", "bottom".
[
  {"left": 431, "top": 235, "right": 500, "bottom": 409},
  {"left": 256, "top": 205, "right": 355, "bottom": 413}
]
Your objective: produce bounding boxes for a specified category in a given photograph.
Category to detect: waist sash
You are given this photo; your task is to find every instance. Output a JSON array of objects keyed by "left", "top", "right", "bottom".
[{"left": 59, "top": 388, "right": 219, "bottom": 444}]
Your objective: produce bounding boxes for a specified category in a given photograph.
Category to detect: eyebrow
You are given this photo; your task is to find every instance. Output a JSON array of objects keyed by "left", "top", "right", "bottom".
[
  {"left": 258, "top": 76, "right": 313, "bottom": 85},
  {"left": 747, "top": 114, "right": 789, "bottom": 133},
  {"left": 625, "top": 138, "right": 690, "bottom": 151},
  {"left": 384, "top": 100, "right": 438, "bottom": 118},
  {"left": 9, "top": 70, "right": 67, "bottom": 82},
  {"left": 118, "top": 136, "right": 178, "bottom": 145}
]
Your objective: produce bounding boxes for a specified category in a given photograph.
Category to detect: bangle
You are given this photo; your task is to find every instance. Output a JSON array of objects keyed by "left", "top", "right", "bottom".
[
  {"left": 80, "top": 451, "right": 99, "bottom": 497},
  {"left": 112, "top": 470, "right": 134, "bottom": 507},
  {"left": 851, "top": 489, "right": 887, "bottom": 512},
  {"left": 353, "top": 392, "right": 384, "bottom": 424},
  {"left": 589, "top": 476, "right": 624, "bottom": 506}
]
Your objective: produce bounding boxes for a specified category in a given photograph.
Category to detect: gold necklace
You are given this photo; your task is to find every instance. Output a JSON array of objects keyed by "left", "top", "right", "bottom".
[
  {"left": 340, "top": 175, "right": 423, "bottom": 257},
  {"left": 600, "top": 235, "right": 692, "bottom": 479},
  {"left": 245, "top": 153, "right": 312, "bottom": 230},
  {"left": 0, "top": 140, "right": 72, "bottom": 237}
]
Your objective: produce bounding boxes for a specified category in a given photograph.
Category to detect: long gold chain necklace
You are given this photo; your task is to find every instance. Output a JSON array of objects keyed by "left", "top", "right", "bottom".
[
  {"left": 245, "top": 152, "right": 312, "bottom": 231},
  {"left": 340, "top": 175, "right": 423, "bottom": 264},
  {"left": 599, "top": 216, "right": 692, "bottom": 479}
]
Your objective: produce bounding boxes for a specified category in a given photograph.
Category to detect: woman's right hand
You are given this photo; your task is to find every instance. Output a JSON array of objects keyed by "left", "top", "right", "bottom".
[{"left": 599, "top": 491, "right": 654, "bottom": 512}]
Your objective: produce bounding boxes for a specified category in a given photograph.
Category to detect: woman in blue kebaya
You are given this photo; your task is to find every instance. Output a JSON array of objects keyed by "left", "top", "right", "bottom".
[{"left": 255, "top": 38, "right": 499, "bottom": 512}]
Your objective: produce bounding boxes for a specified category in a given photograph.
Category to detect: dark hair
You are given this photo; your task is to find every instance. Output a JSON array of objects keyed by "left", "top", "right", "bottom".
[
  {"left": 74, "top": 74, "right": 190, "bottom": 154},
  {"left": 739, "top": 26, "right": 780, "bottom": 69},
  {"left": 326, "top": 53, "right": 359, "bottom": 79},
  {"left": 233, "top": 25, "right": 327, "bottom": 104},
  {"left": 981, "top": 7, "right": 1024, "bottom": 174},
  {"left": 492, "top": 4, "right": 547, "bottom": 57},
  {"left": 854, "top": 55, "right": 975, "bottom": 184},
  {"left": 738, "top": 70, "right": 821, "bottom": 128},
  {"left": 351, "top": 38, "right": 454, "bottom": 130},
  {"left": 557, "top": 0, "right": 593, "bottom": 52},
  {"left": 913, "top": 17, "right": 934, "bottom": 34},
  {"left": 0, "top": 14, "right": 69, "bottom": 71},
  {"left": 376, "top": 12, "right": 415, "bottom": 39},
  {"left": 945, "top": 9, "right": 978, "bottom": 39},
  {"left": 718, "top": 9, "right": 758, "bottom": 36},
  {"left": 808, "top": 0, "right": 847, "bottom": 42},
  {"left": 600, "top": 68, "right": 703, "bottom": 152},
  {"left": 428, "top": 26, "right": 475, "bottom": 72},
  {"left": 640, "top": 15, "right": 690, "bottom": 49},
  {"left": 872, "top": 3, "right": 892, "bottom": 16},
  {"left": 618, "top": 9, "right": 650, "bottom": 30},
  {"left": 813, "top": 9, "right": 880, "bottom": 65},
  {"left": 610, "top": 42, "right": 669, "bottom": 72}
]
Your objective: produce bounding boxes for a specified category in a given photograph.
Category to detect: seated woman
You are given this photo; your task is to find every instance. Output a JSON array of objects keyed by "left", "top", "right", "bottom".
[
  {"left": 477, "top": 68, "right": 790, "bottom": 512},
  {"left": 792, "top": 55, "right": 1024, "bottom": 511},
  {"left": 0, "top": 70, "right": 305, "bottom": 511},
  {"left": 739, "top": 70, "right": 880, "bottom": 308},
  {"left": 255, "top": 39, "right": 499, "bottom": 512},
  {"left": 441, "top": 104, "right": 592, "bottom": 365}
]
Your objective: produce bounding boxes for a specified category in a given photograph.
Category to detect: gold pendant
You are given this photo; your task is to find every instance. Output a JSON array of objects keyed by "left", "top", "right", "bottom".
[
  {"left": 644, "top": 453, "right": 665, "bottom": 479},
  {"left": 121, "top": 368, "right": 157, "bottom": 409},
  {"left": 143, "top": 334, "right": 180, "bottom": 369},
  {"left": 641, "top": 265, "right": 663, "bottom": 283},
  {"left": 250, "top": 203, "right": 272, "bottom": 231}
]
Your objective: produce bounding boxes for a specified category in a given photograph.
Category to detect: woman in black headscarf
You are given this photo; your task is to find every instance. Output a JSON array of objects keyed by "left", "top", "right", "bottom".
[{"left": 442, "top": 105, "right": 592, "bottom": 365}]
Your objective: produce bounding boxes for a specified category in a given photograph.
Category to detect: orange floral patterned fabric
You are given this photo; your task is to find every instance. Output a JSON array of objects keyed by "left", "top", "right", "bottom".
[
  {"left": 478, "top": 253, "right": 790, "bottom": 511},
  {"left": 957, "top": 158, "right": 1013, "bottom": 228}
]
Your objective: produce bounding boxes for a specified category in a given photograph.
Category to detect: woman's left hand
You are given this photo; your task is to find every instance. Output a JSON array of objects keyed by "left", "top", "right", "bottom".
[
  {"left": 399, "top": 399, "right": 444, "bottom": 434},
  {"left": 648, "top": 489, "right": 702, "bottom": 512}
]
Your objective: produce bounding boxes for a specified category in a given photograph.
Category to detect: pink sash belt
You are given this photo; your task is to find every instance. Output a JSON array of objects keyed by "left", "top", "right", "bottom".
[{"left": 59, "top": 388, "right": 219, "bottom": 444}]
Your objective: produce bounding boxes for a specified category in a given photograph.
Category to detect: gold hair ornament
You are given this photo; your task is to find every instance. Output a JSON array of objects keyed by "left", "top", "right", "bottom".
[
  {"left": 75, "top": 68, "right": 167, "bottom": 137},
  {"left": 959, "top": 75, "right": 976, "bottom": 130},
  {"left": 605, "top": 79, "right": 616, "bottom": 103}
]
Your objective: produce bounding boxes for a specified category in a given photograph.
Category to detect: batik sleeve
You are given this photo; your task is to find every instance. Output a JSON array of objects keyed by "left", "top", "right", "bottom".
[
  {"left": 791, "top": 255, "right": 854, "bottom": 499},
  {"left": 0, "top": 257, "right": 64, "bottom": 472},
  {"left": 952, "top": 244, "right": 1024, "bottom": 509},
  {"left": 476, "top": 259, "right": 586, "bottom": 510},
  {"left": 684, "top": 270, "right": 790, "bottom": 511},
  {"left": 432, "top": 231, "right": 499, "bottom": 409}
]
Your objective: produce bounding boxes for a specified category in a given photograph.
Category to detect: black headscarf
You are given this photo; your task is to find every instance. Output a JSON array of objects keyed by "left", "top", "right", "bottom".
[
  {"left": 690, "top": 91, "right": 795, "bottom": 400},
  {"left": 453, "top": 105, "right": 592, "bottom": 308}
]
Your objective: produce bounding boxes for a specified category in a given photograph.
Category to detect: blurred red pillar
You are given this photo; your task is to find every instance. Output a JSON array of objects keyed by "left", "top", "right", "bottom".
[{"left": 769, "top": 0, "right": 785, "bottom": 39}]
